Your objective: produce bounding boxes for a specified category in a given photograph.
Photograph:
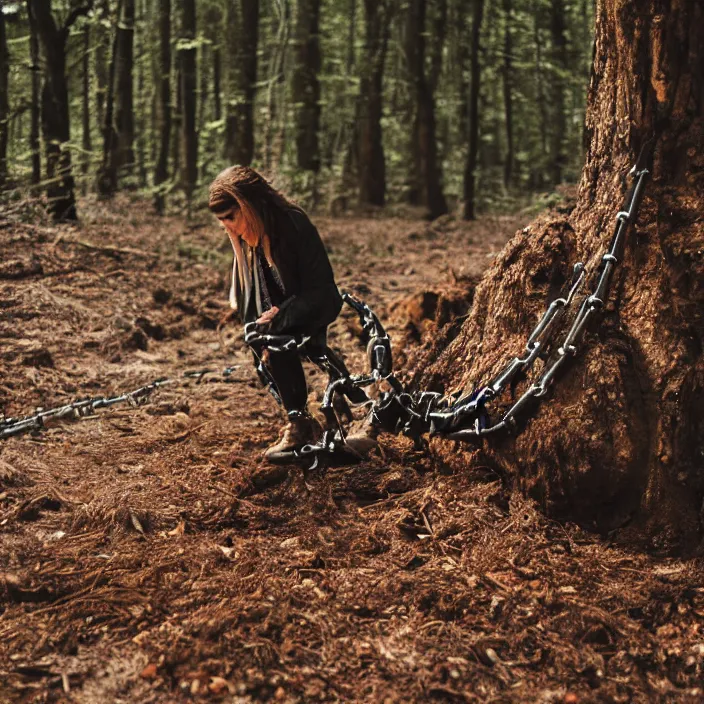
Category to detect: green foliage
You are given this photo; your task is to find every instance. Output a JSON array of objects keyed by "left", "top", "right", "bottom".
[{"left": 1, "top": 0, "right": 594, "bottom": 216}]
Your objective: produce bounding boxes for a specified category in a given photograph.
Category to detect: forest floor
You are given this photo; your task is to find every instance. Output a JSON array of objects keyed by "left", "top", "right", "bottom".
[{"left": 1, "top": 195, "right": 703, "bottom": 704}]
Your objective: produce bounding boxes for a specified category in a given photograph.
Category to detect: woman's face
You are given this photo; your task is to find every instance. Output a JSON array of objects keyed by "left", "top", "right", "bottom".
[
  {"left": 216, "top": 206, "right": 258, "bottom": 248},
  {"left": 216, "top": 207, "right": 242, "bottom": 240}
]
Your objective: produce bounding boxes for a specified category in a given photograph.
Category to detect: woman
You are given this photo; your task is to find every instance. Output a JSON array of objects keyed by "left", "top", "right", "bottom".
[{"left": 208, "top": 165, "right": 348, "bottom": 463}]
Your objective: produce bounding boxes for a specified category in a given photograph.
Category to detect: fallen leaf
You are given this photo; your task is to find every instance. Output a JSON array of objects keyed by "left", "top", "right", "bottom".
[
  {"left": 218, "top": 545, "right": 238, "bottom": 559},
  {"left": 208, "top": 676, "right": 233, "bottom": 694},
  {"left": 168, "top": 521, "right": 185, "bottom": 537},
  {"left": 130, "top": 513, "right": 145, "bottom": 535},
  {"left": 140, "top": 663, "right": 158, "bottom": 680}
]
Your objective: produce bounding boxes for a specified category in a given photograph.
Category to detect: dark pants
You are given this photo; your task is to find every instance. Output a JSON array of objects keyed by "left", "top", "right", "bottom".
[{"left": 265, "top": 329, "right": 351, "bottom": 413}]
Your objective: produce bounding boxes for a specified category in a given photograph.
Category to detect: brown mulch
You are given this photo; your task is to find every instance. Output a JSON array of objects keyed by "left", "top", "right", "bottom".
[{"left": 1, "top": 195, "right": 702, "bottom": 703}]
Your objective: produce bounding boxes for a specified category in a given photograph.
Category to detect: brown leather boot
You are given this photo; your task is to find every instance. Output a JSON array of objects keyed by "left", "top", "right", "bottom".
[{"left": 263, "top": 412, "right": 321, "bottom": 464}]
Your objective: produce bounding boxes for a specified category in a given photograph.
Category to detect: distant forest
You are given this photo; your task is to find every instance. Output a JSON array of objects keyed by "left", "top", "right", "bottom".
[{"left": 0, "top": 0, "right": 594, "bottom": 220}]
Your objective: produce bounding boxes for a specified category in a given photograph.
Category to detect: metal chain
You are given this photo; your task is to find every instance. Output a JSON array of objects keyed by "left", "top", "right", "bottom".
[
  {"left": 0, "top": 367, "right": 240, "bottom": 441},
  {"left": 424, "top": 161, "right": 651, "bottom": 440},
  {"left": 2, "top": 162, "right": 649, "bottom": 466}
]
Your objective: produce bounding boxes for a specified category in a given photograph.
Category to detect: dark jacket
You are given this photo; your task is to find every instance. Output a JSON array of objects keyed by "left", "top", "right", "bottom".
[{"left": 235, "top": 207, "right": 343, "bottom": 336}]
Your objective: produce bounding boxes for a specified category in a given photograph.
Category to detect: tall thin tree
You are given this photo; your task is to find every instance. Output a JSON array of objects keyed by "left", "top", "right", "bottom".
[
  {"left": 292, "top": 0, "right": 321, "bottom": 173},
  {"left": 548, "top": 0, "right": 567, "bottom": 184},
  {"left": 180, "top": 0, "right": 198, "bottom": 206},
  {"left": 357, "top": 0, "right": 393, "bottom": 207},
  {"left": 28, "top": 0, "right": 92, "bottom": 219},
  {"left": 224, "top": 0, "right": 260, "bottom": 166},
  {"left": 27, "top": 3, "right": 41, "bottom": 185},
  {"left": 81, "top": 23, "right": 92, "bottom": 189},
  {"left": 463, "top": 0, "right": 484, "bottom": 220},
  {"left": 0, "top": 8, "right": 9, "bottom": 190},
  {"left": 153, "top": 0, "right": 171, "bottom": 213},
  {"left": 502, "top": 0, "right": 514, "bottom": 187},
  {"left": 406, "top": 0, "right": 448, "bottom": 218},
  {"left": 98, "top": 0, "right": 135, "bottom": 195}
]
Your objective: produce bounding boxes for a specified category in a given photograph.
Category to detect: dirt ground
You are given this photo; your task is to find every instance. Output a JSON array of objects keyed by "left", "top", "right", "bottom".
[{"left": 1, "top": 195, "right": 702, "bottom": 704}]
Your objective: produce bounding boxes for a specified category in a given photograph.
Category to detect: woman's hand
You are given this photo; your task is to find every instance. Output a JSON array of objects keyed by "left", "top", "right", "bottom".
[{"left": 256, "top": 306, "right": 279, "bottom": 325}]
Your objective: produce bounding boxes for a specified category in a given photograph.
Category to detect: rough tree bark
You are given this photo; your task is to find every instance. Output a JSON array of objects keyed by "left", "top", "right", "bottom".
[
  {"left": 357, "top": 0, "right": 393, "bottom": 207},
  {"left": 28, "top": 0, "right": 91, "bottom": 219},
  {"left": 224, "top": 0, "right": 260, "bottom": 166},
  {"left": 292, "top": 0, "right": 321, "bottom": 173},
  {"left": 263, "top": 0, "right": 291, "bottom": 170},
  {"left": 423, "top": 0, "right": 704, "bottom": 552}
]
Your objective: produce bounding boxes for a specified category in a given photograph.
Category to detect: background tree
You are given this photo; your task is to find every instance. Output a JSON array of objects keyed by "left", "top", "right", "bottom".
[
  {"left": 0, "top": 7, "right": 9, "bottom": 190},
  {"left": 224, "top": 0, "right": 260, "bottom": 166},
  {"left": 405, "top": 0, "right": 448, "bottom": 218},
  {"left": 28, "top": 0, "right": 92, "bottom": 219},
  {"left": 357, "top": 0, "right": 393, "bottom": 207},
  {"left": 2, "top": 0, "right": 595, "bottom": 216},
  {"left": 548, "top": 0, "right": 567, "bottom": 184},
  {"left": 501, "top": 0, "right": 514, "bottom": 187},
  {"left": 424, "top": 0, "right": 704, "bottom": 550},
  {"left": 292, "top": 0, "right": 321, "bottom": 174},
  {"left": 153, "top": 0, "right": 171, "bottom": 213},
  {"left": 180, "top": 0, "right": 198, "bottom": 207},
  {"left": 27, "top": 4, "right": 41, "bottom": 186},
  {"left": 98, "top": 0, "right": 135, "bottom": 196},
  {"left": 463, "top": 0, "right": 484, "bottom": 220}
]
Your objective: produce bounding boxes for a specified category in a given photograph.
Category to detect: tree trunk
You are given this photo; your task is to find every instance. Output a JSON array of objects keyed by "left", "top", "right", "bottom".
[
  {"left": 357, "top": 0, "right": 392, "bottom": 207},
  {"left": 180, "top": 0, "right": 198, "bottom": 206},
  {"left": 406, "top": 0, "right": 448, "bottom": 219},
  {"left": 292, "top": 0, "right": 321, "bottom": 173},
  {"left": 423, "top": 0, "right": 704, "bottom": 552},
  {"left": 135, "top": 0, "right": 147, "bottom": 187},
  {"left": 153, "top": 0, "right": 171, "bottom": 213},
  {"left": 463, "top": 0, "right": 484, "bottom": 220},
  {"left": 263, "top": 0, "right": 291, "bottom": 170},
  {"left": 213, "top": 43, "right": 221, "bottom": 122},
  {"left": 171, "top": 52, "right": 182, "bottom": 182},
  {"left": 502, "top": 0, "right": 514, "bottom": 188},
  {"left": 0, "top": 8, "right": 9, "bottom": 190},
  {"left": 532, "top": 7, "right": 549, "bottom": 188},
  {"left": 81, "top": 24, "right": 91, "bottom": 190},
  {"left": 548, "top": 0, "right": 567, "bottom": 184},
  {"left": 28, "top": 0, "right": 87, "bottom": 220},
  {"left": 28, "top": 5, "right": 41, "bottom": 186},
  {"left": 94, "top": 0, "right": 109, "bottom": 131},
  {"left": 114, "top": 0, "right": 136, "bottom": 178},
  {"left": 224, "top": 0, "right": 260, "bottom": 166},
  {"left": 98, "top": 0, "right": 135, "bottom": 195}
]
